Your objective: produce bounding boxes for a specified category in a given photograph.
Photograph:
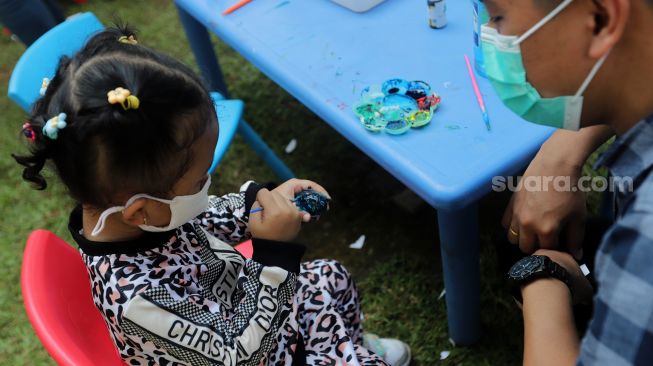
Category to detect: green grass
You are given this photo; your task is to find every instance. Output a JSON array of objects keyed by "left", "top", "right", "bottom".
[{"left": 0, "top": 1, "right": 608, "bottom": 365}]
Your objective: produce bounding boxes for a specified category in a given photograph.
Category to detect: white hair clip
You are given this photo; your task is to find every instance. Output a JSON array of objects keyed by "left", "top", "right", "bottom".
[
  {"left": 43, "top": 113, "right": 67, "bottom": 140},
  {"left": 39, "top": 77, "right": 50, "bottom": 96}
]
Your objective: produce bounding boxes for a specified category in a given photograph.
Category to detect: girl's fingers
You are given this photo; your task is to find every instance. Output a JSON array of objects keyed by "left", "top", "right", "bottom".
[
  {"left": 273, "top": 190, "right": 312, "bottom": 223},
  {"left": 272, "top": 190, "right": 302, "bottom": 219},
  {"left": 293, "top": 180, "right": 331, "bottom": 199},
  {"left": 256, "top": 189, "right": 279, "bottom": 212}
]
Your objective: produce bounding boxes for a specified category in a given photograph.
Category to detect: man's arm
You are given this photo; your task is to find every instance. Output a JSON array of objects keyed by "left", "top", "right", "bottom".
[
  {"left": 540, "top": 125, "right": 614, "bottom": 169},
  {"left": 520, "top": 249, "right": 594, "bottom": 366},
  {"left": 522, "top": 279, "right": 579, "bottom": 366}
]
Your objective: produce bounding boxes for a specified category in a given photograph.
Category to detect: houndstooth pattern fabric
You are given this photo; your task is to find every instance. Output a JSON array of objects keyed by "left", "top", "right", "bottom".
[
  {"left": 78, "top": 186, "right": 387, "bottom": 365},
  {"left": 265, "top": 259, "right": 389, "bottom": 366}
]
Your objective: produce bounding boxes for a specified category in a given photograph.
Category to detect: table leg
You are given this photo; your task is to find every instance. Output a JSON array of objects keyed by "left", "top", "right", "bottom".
[
  {"left": 238, "top": 119, "right": 294, "bottom": 181},
  {"left": 437, "top": 203, "right": 481, "bottom": 345},
  {"left": 176, "top": 4, "right": 295, "bottom": 181},
  {"left": 176, "top": 4, "right": 230, "bottom": 96}
]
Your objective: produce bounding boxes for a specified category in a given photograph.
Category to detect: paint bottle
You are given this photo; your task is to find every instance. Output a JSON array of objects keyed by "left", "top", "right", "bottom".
[
  {"left": 427, "top": 0, "right": 447, "bottom": 29},
  {"left": 472, "top": 0, "right": 489, "bottom": 77}
]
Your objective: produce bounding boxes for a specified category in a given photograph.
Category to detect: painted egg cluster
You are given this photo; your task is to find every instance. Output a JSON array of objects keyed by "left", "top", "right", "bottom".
[
  {"left": 294, "top": 189, "right": 330, "bottom": 218},
  {"left": 353, "top": 79, "right": 441, "bottom": 135}
]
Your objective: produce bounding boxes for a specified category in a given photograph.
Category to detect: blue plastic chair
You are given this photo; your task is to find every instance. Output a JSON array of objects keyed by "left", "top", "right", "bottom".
[
  {"left": 7, "top": 13, "right": 102, "bottom": 112},
  {"left": 6, "top": 12, "right": 268, "bottom": 176}
]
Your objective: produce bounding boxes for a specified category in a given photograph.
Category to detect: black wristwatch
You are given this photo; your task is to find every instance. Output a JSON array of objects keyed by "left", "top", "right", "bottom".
[{"left": 507, "top": 255, "right": 571, "bottom": 303}]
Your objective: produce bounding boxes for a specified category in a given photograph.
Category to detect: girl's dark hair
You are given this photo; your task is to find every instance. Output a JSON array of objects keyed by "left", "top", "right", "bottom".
[{"left": 13, "top": 26, "right": 216, "bottom": 208}]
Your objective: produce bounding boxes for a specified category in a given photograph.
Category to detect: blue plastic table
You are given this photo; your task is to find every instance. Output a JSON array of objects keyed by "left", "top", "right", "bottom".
[{"left": 175, "top": 0, "right": 554, "bottom": 345}]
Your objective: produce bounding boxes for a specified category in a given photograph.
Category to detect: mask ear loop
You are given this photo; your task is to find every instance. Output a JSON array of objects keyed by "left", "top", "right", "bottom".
[
  {"left": 90, "top": 177, "right": 212, "bottom": 236},
  {"left": 90, "top": 194, "right": 157, "bottom": 236},
  {"left": 515, "top": 0, "right": 575, "bottom": 45},
  {"left": 91, "top": 206, "right": 125, "bottom": 236},
  {"left": 575, "top": 51, "right": 610, "bottom": 97}
]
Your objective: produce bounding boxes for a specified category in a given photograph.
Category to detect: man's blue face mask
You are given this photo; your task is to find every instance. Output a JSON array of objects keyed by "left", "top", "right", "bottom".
[{"left": 481, "top": 0, "right": 609, "bottom": 130}]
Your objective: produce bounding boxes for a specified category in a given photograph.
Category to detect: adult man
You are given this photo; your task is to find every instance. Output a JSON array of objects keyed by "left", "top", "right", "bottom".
[{"left": 482, "top": 0, "right": 653, "bottom": 364}]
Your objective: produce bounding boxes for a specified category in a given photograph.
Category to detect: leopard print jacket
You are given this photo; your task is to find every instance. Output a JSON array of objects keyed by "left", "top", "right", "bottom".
[{"left": 69, "top": 182, "right": 305, "bottom": 366}]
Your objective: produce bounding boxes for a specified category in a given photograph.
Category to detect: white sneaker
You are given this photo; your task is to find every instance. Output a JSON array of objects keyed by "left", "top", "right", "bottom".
[{"left": 363, "top": 334, "right": 411, "bottom": 366}]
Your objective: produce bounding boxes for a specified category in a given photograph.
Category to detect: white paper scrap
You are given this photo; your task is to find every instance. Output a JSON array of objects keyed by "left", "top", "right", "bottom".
[
  {"left": 285, "top": 138, "right": 297, "bottom": 154},
  {"left": 580, "top": 264, "right": 590, "bottom": 276},
  {"left": 438, "top": 288, "right": 446, "bottom": 301},
  {"left": 349, "top": 235, "right": 366, "bottom": 249},
  {"left": 440, "top": 350, "right": 451, "bottom": 360}
]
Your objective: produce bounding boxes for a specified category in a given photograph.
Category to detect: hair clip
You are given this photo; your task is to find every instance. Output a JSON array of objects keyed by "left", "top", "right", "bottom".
[
  {"left": 39, "top": 78, "right": 50, "bottom": 96},
  {"left": 107, "top": 87, "right": 140, "bottom": 111},
  {"left": 22, "top": 122, "right": 36, "bottom": 142},
  {"left": 43, "top": 113, "right": 67, "bottom": 140},
  {"left": 118, "top": 35, "right": 138, "bottom": 45}
]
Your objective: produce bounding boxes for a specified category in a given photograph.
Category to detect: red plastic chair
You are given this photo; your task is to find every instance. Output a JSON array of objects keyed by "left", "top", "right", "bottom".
[{"left": 21, "top": 229, "right": 253, "bottom": 365}]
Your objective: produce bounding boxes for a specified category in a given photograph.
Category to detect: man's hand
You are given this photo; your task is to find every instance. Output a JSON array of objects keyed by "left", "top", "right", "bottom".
[
  {"left": 503, "top": 152, "right": 587, "bottom": 258},
  {"left": 248, "top": 188, "right": 305, "bottom": 242},
  {"left": 502, "top": 126, "right": 615, "bottom": 258}
]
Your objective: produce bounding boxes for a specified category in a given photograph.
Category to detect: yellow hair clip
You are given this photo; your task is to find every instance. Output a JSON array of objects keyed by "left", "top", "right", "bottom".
[
  {"left": 118, "top": 35, "right": 138, "bottom": 45},
  {"left": 107, "top": 87, "right": 140, "bottom": 111}
]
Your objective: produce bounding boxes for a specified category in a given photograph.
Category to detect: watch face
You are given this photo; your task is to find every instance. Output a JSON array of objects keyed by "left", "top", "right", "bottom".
[{"left": 509, "top": 256, "right": 545, "bottom": 280}]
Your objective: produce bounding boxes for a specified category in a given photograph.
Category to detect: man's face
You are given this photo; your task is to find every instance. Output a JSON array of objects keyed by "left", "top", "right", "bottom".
[{"left": 484, "top": 0, "right": 598, "bottom": 99}]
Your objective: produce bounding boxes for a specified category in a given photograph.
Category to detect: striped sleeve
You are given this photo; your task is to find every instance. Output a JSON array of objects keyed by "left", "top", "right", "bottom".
[{"left": 195, "top": 181, "right": 260, "bottom": 245}]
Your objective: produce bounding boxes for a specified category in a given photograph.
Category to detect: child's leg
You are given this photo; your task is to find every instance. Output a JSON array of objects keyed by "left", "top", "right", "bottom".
[
  {"left": 293, "top": 259, "right": 388, "bottom": 365},
  {"left": 297, "top": 259, "right": 364, "bottom": 343},
  {"left": 266, "top": 259, "right": 381, "bottom": 365},
  {"left": 265, "top": 259, "right": 371, "bottom": 365}
]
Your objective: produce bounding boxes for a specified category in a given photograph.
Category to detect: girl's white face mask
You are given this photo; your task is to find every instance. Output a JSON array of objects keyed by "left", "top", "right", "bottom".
[{"left": 91, "top": 176, "right": 211, "bottom": 236}]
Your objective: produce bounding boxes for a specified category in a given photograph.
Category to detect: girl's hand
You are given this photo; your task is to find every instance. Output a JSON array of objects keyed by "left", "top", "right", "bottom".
[
  {"left": 273, "top": 178, "right": 331, "bottom": 222},
  {"left": 249, "top": 188, "right": 305, "bottom": 242}
]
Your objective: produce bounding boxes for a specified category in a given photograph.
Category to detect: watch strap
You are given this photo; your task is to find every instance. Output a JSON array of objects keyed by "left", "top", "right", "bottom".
[
  {"left": 545, "top": 256, "right": 570, "bottom": 287},
  {"left": 509, "top": 255, "right": 571, "bottom": 303}
]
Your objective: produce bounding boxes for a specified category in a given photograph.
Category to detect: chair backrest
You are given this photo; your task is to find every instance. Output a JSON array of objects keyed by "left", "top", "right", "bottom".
[
  {"left": 21, "top": 230, "right": 253, "bottom": 365},
  {"left": 7, "top": 12, "right": 104, "bottom": 112},
  {"left": 21, "top": 230, "right": 125, "bottom": 366},
  {"left": 235, "top": 239, "right": 253, "bottom": 258}
]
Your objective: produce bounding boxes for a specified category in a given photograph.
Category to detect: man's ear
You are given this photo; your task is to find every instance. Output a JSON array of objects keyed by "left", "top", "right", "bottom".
[
  {"left": 589, "top": 0, "right": 629, "bottom": 58},
  {"left": 121, "top": 198, "right": 148, "bottom": 227}
]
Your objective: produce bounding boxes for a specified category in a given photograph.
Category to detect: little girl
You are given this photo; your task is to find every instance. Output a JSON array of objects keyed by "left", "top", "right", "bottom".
[{"left": 14, "top": 27, "right": 410, "bottom": 366}]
